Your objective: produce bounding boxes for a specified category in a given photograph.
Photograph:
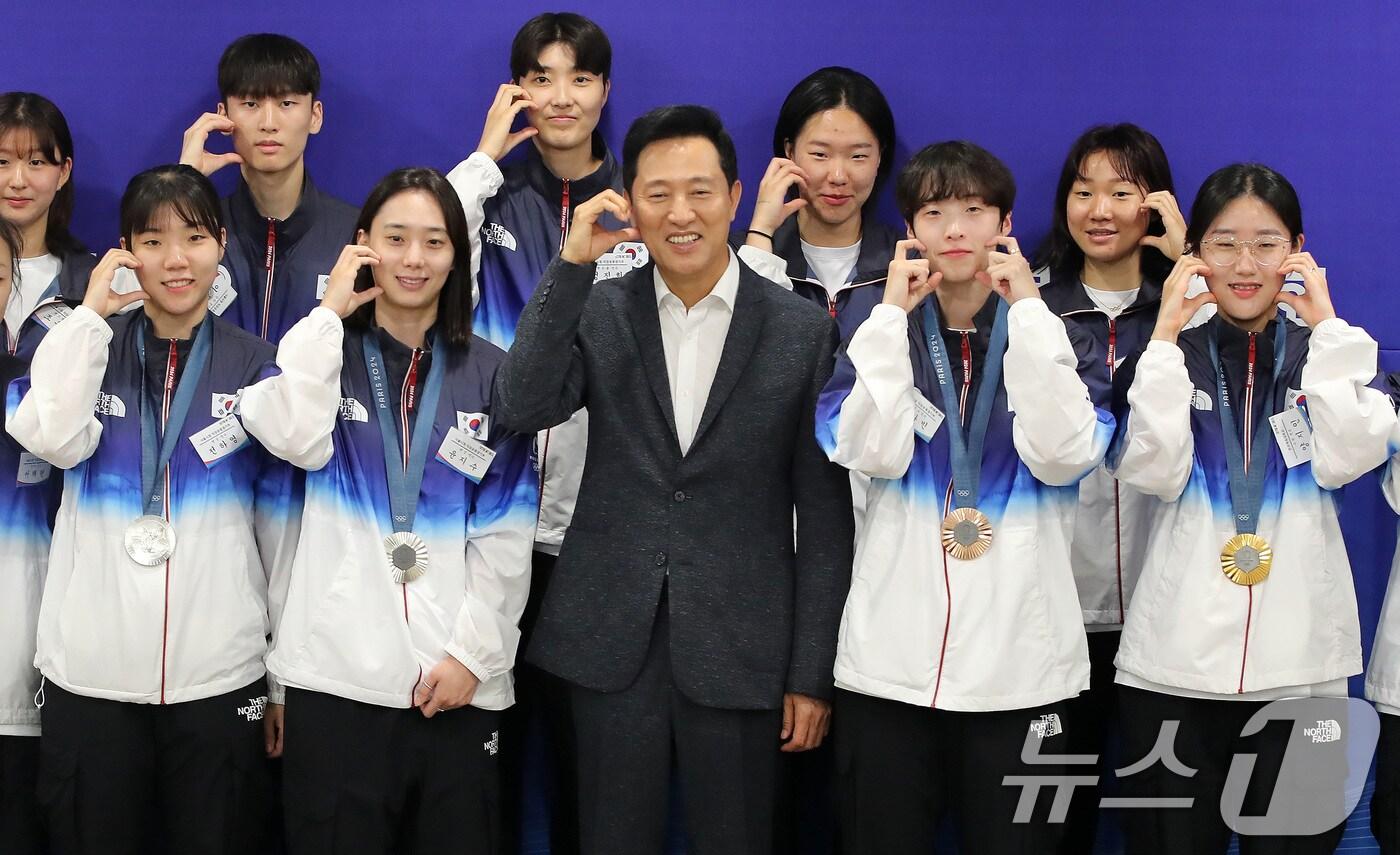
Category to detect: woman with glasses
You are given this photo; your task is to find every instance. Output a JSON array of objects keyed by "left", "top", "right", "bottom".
[{"left": 1108, "top": 163, "right": 1395, "bottom": 854}]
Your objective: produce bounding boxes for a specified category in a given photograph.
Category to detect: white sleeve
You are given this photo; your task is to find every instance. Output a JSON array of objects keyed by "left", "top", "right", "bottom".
[
  {"left": 444, "top": 428, "right": 537, "bottom": 684},
  {"left": 5, "top": 305, "right": 110, "bottom": 468},
  {"left": 237, "top": 307, "right": 344, "bottom": 471},
  {"left": 821, "top": 304, "right": 917, "bottom": 479},
  {"left": 1111, "top": 340, "right": 1195, "bottom": 501},
  {"left": 446, "top": 152, "right": 505, "bottom": 309},
  {"left": 1004, "top": 298, "right": 1112, "bottom": 486},
  {"left": 737, "top": 244, "right": 795, "bottom": 291},
  {"left": 1300, "top": 317, "right": 1398, "bottom": 490}
]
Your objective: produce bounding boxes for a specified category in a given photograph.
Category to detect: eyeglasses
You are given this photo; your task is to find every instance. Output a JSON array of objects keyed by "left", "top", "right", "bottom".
[{"left": 1198, "top": 236, "right": 1291, "bottom": 268}]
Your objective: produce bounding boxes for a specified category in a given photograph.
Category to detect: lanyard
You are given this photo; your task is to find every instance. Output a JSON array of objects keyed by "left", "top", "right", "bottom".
[
  {"left": 1207, "top": 317, "right": 1288, "bottom": 536},
  {"left": 363, "top": 332, "right": 447, "bottom": 534},
  {"left": 135, "top": 317, "right": 212, "bottom": 516},
  {"left": 919, "top": 297, "right": 1009, "bottom": 510}
]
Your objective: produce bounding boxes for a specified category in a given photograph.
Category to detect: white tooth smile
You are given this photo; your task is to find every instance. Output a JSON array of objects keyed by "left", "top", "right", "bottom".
[{"left": 667, "top": 235, "right": 699, "bottom": 245}]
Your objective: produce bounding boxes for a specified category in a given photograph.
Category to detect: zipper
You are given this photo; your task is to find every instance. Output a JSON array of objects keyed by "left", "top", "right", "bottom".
[
  {"left": 1238, "top": 332, "right": 1258, "bottom": 693},
  {"left": 827, "top": 295, "right": 838, "bottom": 319},
  {"left": 557, "top": 179, "right": 572, "bottom": 251},
  {"left": 399, "top": 349, "right": 422, "bottom": 701},
  {"left": 260, "top": 218, "right": 277, "bottom": 340},
  {"left": 159, "top": 339, "right": 178, "bottom": 704},
  {"left": 1107, "top": 318, "right": 1126, "bottom": 621}
]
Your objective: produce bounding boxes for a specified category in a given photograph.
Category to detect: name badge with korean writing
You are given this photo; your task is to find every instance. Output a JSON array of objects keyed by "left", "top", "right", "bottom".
[
  {"left": 1269, "top": 408, "right": 1313, "bottom": 468},
  {"left": 17, "top": 452, "right": 52, "bottom": 486},
  {"left": 190, "top": 415, "right": 251, "bottom": 467},
  {"left": 912, "top": 391, "right": 946, "bottom": 442},
  {"left": 436, "top": 426, "right": 496, "bottom": 483}
]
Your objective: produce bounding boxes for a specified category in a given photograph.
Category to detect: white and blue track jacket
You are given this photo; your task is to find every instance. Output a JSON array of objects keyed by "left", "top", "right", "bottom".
[
  {"left": 1365, "top": 373, "right": 1400, "bottom": 715},
  {"left": 1113, "top": 314, "right": 1394, "bottom": 698},
  {"left": 0, "top": 355, "right": 60, "bottom": 734},
  {"left": 241, "top": 308, "right": 538, "bottom": 711},
  {"left": 817, "top": 294, "right": 1114, "bottom": 712},
  {"left": 6, "top": 306, "right": 301, "bottom": 705}
]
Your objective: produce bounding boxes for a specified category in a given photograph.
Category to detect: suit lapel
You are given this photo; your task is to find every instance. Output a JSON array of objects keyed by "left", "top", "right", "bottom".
[
  {"left": 624, "top": 269, "right": 681, "bottom": 445},
  {"left": 692, "top": 269, "right": 763, "bottom": 448}
]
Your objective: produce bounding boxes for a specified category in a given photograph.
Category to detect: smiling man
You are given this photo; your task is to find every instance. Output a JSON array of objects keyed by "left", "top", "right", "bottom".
[
  {"left": 178, "top": 33, "right": 358, "bottom": 341},
  {"left": 495, "top": 105, "right": 854, "bottom": 855}
]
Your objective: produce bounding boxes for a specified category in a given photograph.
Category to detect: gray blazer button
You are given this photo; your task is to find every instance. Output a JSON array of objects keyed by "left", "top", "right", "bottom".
[
  {"left": 673, "top": 490, "right": 686, "bottom": 502},
  {"left": 655, "top": 551, "right": 668, "bottom": 566}
]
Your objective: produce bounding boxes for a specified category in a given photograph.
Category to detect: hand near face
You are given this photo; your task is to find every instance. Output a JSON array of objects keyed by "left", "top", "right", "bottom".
[
  {"left": 178, "top": 113, "right": 243, "bottom": 177},
  {"left": 882, "top": 239, "right": 941, "bottom": 314},
  {"left": 319, "top": 244, "right": 383, "bottom": 318},
  {"left": 413, "top": 655, "right": 481, "bottom": 718},
  {"left": 1151, "top": 254, "right": 1214, "bottom": 344},
  {"left": 82, "top": 248, "right": 148, "bottom": 319},
  {"left": 1138, "top": 190, "right": 1187, "bottom": 260},
  {"left": 559, "top": 190, "right": 640, "bottom": 266},
  {"left": 746, "top": 157, "right": 809, "bottom": 241},
  {"left": 474, "top": 84, "right": 540, "bottom": 163},
  {"left": 975, "top": 236, "right": 1038, "bottom": 304},
  {"left": 1275, "top": 251, "right": 1337, "bottom": 328}
]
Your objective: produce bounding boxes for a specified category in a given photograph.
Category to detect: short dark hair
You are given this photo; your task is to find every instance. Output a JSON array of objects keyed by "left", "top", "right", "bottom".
[
  {"left": 1033, "top": 123, "right": 1176, "bottom": 284},
  {"left": 347, "top": 168, "right": 474, "bottom": 348},
  {"left": 0, "top": 92, "right": 84, "bottom": 257},
  {"left": 896, "top": 141, "right": 1015, "bottom": 225},
  {"left": 510, "top": 13, "right": 612, "bottom": 81},
  {"left": 218, "top": 33, "right": 321, "bottom": 100},
  {"left": 119, "top": 164, "right": 224, "bottom": 246},
  {"left": 772, "top": 66, "right": 897, "bottom": 206},
  {"left": 1185, "top": 163, "right": 1303, "bottom": 251},
  {"left": 622, "top": 105, "right": 738, "bottom": 192}
]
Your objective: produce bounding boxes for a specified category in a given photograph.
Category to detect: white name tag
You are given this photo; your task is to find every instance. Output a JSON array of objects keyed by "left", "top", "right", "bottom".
[
  {"left": 190, "top": 415, "right": 251, "bottom": 466},
  {"left": 912, "top": 391, "right": 946, "bottom": 442},
  {"left": 436, "top": 425, "right": 495, "bottom": 483},
  {"left": 208, "top": 267, "right": 236, "bottom": 316},
  {"left": 31, "top": 303, "right": 72, "bottom": 330},
  {"left": 1269, "top": 408, "right": 1314, "bottom": 468},
  {"left": 17, "top": 452, "right": 51, "bottom": 486},
  {"left": 316, "top": 274, "right": 331, "bottom": 300},
  {"left": 594, "top": 242, "right": 649, "bottom": 283}
]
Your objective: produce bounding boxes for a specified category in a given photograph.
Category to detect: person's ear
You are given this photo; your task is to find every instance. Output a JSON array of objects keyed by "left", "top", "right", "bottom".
[
  {"left": 218, "top": 227, "right": 227, "bottom": 262},
  {"left": 1296, "top": 233, "right": 1305, "bottom": 252},
  {"left": 1000, "top": 211, "right": 1013, "bottom": 236},
  {"left": 309, "top": 100, "right": 324, "bottom": 136},
  {"left": 56, "top": 157, "right": 72, "bottom": 191},
  {"left": 119, "top": 236, "right": 128, "bottom": 251},
  {"left": 784, "top": 139, "right": 794, "bottom": 160},
  {"left": 728, "top": 180, "right": 742, "bottom": 222},
  {"left": 356, "top": 228, "right": 369, "bottom": 246},
  {"left": 601, "top": 78, "right": 611, "bottom": 108},
  {"left": 216, "top": 101, "right": 228, "bottom": 117}
]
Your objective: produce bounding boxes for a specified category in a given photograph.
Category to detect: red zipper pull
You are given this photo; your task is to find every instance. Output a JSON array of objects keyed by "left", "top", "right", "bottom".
[
  {"left": 558, "top": 180, "right": 572, "bottom": 252},
  {"left": 1107, "top": 318, "right": 1117, "bottom": 375}
]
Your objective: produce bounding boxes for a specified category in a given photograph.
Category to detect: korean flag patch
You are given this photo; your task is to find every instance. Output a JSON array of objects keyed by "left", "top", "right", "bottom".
[
  {"left": 457, "top": 411, "right": 489, "bottom": 441},
  {"left": 212, "top": 390, "right": 244, "bottom": 418}
]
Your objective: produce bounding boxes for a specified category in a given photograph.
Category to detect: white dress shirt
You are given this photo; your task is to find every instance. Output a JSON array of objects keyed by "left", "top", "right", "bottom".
[{"left": 653, "top": 251, "right": 740, "bottom": 455}]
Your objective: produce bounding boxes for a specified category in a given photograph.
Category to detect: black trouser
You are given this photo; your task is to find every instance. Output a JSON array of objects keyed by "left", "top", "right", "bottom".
[
  {"left": 0, "top": 735, "right": 43, "bottom": 855},
  {"left": 568, "top": 604, "right": 783, "bottom": 855},
  {"left": 833, "top": 687, "right": 1073, "bottom": 855},
  {"left": 281, "top": 687, "right": 501, "bottom": 855},
  {"left": 1374, "top": 711, "right": 1400, "bottom": 853},
  {"left": 498, "top": 550, "right": 578, "bottom": 855},
  {"left": 1056, "top": 628, "right": 1121, "bottom": 854},
  {"left": 38, "top": 678, "right": 271, "bottom": 855},
  {"left": 1116, "top": 685, "right": 1348, "bottom": 855},
  {"left": 773, "top": 738, "right": 839, "bottom": 855}
]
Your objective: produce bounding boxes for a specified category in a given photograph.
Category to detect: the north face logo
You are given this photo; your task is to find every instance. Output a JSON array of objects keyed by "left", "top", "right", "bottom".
[
  {"left": 95, "top": 393, "right": 127, "bottom": 417},
  {"left": 237, "top": 696, "right": 267, "bottom": 722},
  {"left": 340, "top": 397, "right": 369, "bottom": 422},
  {"left": 484, "top": 730, "right": 499, "bottom": 755},
  {"left": 1302, "top": 719, "right": 1341, "bottom": 744},
  {"left": 482, "top": 223, "right": 517, "bottom": 252},
  {"left": 1029, "top": 713, "right": 1063, "bottom": 738}
]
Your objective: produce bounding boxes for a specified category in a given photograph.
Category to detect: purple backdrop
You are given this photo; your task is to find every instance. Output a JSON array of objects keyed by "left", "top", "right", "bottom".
[{"left": 12, "top": 2, "right": 1400, "bottom": 848}]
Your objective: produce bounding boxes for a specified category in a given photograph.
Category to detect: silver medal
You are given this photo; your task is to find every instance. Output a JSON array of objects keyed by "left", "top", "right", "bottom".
[
  {"left": 384, "top": 531, "right": 429, "bottom": 583},
  {"left": 124, "top": 515, "right": 176, "bottom": 566}
]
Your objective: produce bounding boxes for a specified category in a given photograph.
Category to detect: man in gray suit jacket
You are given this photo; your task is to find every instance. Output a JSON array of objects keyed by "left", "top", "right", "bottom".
[{"left": 495, "top": 105, "right": 854, "bottom": 855}]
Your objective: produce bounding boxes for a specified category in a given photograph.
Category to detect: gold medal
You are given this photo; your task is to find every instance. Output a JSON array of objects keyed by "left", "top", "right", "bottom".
[
  {"left": 941, "top": 507, "right": 993, "bottom": 561},
  {"left": 1220, "top": 533, "right": 1272, "bottom": 586}
]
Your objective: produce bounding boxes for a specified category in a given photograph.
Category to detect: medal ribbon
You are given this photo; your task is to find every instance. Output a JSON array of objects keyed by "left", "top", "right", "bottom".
[
  {"left": 363, "top": 332, "right": 446, "bottom": 534},
  {"left": 136, "top": 317, "right": 213, "bottom": 516},
  {"left": 919, "top": 297, "right": 1009, "bottom": 511},
  {"left": 1207, "top": 317, "right": 1288, "bottom": 536}
]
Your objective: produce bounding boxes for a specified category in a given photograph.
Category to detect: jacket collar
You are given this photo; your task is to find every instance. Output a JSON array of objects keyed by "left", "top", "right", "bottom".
[
  {"left": 771, "top": 215, "right": 900, "bottom": 287},
  {"left": 1038, "top": 266, "right": 1163, "bottom": 318},
  {"left": 227, "top": 172, "right": 326, "bottom": 251},
  {"left": 523, "top": 134, "right": 620, "bottom": 205}
]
